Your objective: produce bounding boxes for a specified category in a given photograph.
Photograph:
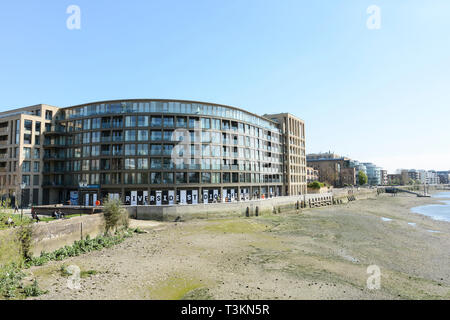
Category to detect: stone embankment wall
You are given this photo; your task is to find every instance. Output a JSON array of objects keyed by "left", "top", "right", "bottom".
[{"left": 0, "top": 214, "right": 105, "bottom": 258}]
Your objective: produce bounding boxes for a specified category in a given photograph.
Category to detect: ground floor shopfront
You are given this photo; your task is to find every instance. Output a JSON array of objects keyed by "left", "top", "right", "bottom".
[{"left": 46, "top": 185, "right": 284, "bottom": 206}]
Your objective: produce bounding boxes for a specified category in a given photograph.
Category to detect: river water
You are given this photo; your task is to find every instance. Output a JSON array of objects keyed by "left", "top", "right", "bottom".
[{"left": 410, "top": 192, "right": 450, "bottom": 222}]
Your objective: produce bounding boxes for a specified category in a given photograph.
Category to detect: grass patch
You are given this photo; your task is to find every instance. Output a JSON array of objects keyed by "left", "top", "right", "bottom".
[
  {"left": 202, "top": 219, "right": 268, "bottom": 234},
  {"left": 80, "top": 270, "right": 99, "bottom": 278},
  {"left": 148, "top": 275, "right": 207, "bottom": 300}
]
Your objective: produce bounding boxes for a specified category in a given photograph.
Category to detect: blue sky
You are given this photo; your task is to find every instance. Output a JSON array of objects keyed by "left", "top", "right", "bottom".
[{"left": 0, "top": 1, "right": 449, "bottom": 172}]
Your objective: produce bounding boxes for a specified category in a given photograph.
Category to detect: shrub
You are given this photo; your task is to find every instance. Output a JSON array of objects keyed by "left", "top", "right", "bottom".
[
  {"left": 308, "top": 181, "right": 324, "bottom": 190},
  {"left": 103, "top": 198, "right": 129, "bottom": 234},
  {"left": 23, "top": 279, "right": 47, "bottom": 297}
]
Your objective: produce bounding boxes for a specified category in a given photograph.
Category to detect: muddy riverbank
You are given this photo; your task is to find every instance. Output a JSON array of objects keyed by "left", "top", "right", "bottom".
[{"left": 27, "top": 193, "right": 450, "bottom": 300}]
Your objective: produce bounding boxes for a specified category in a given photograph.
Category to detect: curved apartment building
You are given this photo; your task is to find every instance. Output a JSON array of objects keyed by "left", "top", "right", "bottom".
[{"left": 0, "top": 100, "right": 306, "bottom": 206}]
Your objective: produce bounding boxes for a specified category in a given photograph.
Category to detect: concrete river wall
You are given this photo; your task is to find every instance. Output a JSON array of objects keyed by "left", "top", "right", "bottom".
[{"left": 126, "top": 188, "right": 378, "bottom": 221}]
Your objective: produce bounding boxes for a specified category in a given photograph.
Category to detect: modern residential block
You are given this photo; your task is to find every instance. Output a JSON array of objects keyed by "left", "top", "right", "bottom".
[{"left": 0, "top": 99, "right": 307, "bottom": 206}]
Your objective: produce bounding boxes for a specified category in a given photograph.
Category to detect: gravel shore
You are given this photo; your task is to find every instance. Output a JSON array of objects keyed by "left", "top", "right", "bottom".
[{"left": 29, "top": 193, "right": 450, "bottom": 300}]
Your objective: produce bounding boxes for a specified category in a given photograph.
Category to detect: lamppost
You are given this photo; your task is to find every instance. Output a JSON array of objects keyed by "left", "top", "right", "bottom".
[{"left": 20, "top": 182, "right": 26, "bottom": 221}]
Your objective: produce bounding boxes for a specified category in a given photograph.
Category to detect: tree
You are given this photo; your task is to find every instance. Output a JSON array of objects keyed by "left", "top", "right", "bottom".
[
  {"left": 307, "top": 181, "right": 324, "bottom": 190},
  {"left": 358, "top": 171, "right": 368, "bottom": 186}
]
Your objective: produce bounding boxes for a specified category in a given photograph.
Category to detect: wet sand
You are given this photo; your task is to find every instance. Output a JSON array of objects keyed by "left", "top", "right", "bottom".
[{"left": 28, "top": 193, "right": 450, "bottom": 300}]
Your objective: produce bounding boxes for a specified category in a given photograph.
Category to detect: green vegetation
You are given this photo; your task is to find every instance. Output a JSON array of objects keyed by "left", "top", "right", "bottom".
[
  {"left": 358, "top": 171, "right": 368, "bottom": 186},
  {"left": 307, "top": 181, "right": 324, "bottom": 190},
  {"left": 0, "top": 262, "right": 47, "bottom": 299},
  {"left": 22, "top": 279, "right": 47, "bottom": 297},
  {"left": 0, "top": 198, "right": 138, "bottom": 300},
  {"left": 24, "top": 231, "right": 134, "bottom": 268},
  {"left": 148, "top": 275, "right": 207, "bottom": 300},
  {"left": 103, "top": 198, "right": 130, "bottom": 234}
]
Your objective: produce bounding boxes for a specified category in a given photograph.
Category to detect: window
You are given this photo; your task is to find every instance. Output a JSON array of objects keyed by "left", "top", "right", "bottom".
[
  {"left": 151, "top": 131, "right": 162, "bottom": 141},
  {"left": 83, "top": 146, "right": 90, "bottom": 157},
  {"left": 92, "top": 145, "right": 100, "bottom": 156},
  {"left": 201, "top": 118, "right": 210, "bottom": 129},
  {"left": 33, "top": 175, "right": 39, "bottom": 186},
  {"left": 24, "top": 134, "right": 32, "bottom": 144},
  {"left": 211, "top": 119, "right": 220, "bottom": 130},
  {"left": 125, "top": 130, "right": 136, "bottom": 141},
  {"left": 125, "top": 144, "right": 136, "bottom": 156},
  {"left": 151, "top": 116, "right": 162, "bottom": 127},
  {"left": 176, "top": 117, "right": 186, "bottom": 127},
  {"left": 24, "top": 120, "right": 32, "bottom": 131},
  {"left": 125, "top": 158, "right": 135, "bottom": 170},
  {"left": 137, "top": 158, "right": 148, "bottom": 169},
  {"left": 138, "top": 130, "right": 148, "bottom": 141},
  {"left": 83, "top": 119, "right": 91, "bottom": 130},
  {"left": 150, "top": 144, "right": 161, "bottom": 155},
  {"left": 164, "top": 117, "right": 174, "bottom": 127},
  {"left": 33, "top": 148, "right": 40, "bottom": 159},
  {"left": 162, "top": 172, "right": 174, "bottom": 184},
  {"left": 188, "top": 172, "right": 199, "bottom": 183},
  {"left": 176, "top": 172, "right": 187, "bottom": 184},
  {"left": 91, "top": 159, "right": 100, "bottom": 170},
  {"left": 211, "top": 172, "right": 221, "bottom": 183},
  {"left": 189, "top": 117, "right": 198, "bottom": 128},
  {"left": 138, "top": 116, "right": 148, "bottom": 127},
  {"left": 137, "top": 144, "right": 148, "bottom": 155},
  {"left": 90, "top": 174, "right": 100, "bottom": 184},
  {"left": 23, "top": 148, "right": 31, "bottom": 159},
  {"left": 33, "top": 162, "right": 40, "bottom": 172},
  {"left": 35, "top": 121, "right": 41, "bottom": 132},
  {"left": 82, "top": 159, "right": 89, "bottom": 171},
  {"left": 92, "top": 118, "right": 101, "bottom": 129},
  {"left": 92, "top": 131, "right": 100, "bottom": 143},
  {"left": 101, "top": 159, "right": 110, "bottom": 170},
  {"left": 83, "top": 132, "right": 90, "bottom": 143},
  {"left": 163, "top": 145, "right": 173, "bottom": 156},
  {"left": 151, "top": 159, "right": 161, "bottom": 169},
  {"left": 22, "top": 175, "right": 30, "bottom": 186},
  {"left": 136, "top": 173, "right": 148, "bottom": 184},
  {"left": 15, "top": 120, "right": 20, "bottom": 144},
  {"left": 202, "top": 172, "right": 211, "bottom": 183},
  {"left": 45, "top": 110, "right": 53, "bottom": 120},
  {"left": 163, "top": 130, "right": 173, "bottom": 141},
  {"left": 150, "top": 172, "right": 161, "bottom": 184},
  {"left": 22, "top": 161, "right": 31, "bottom": 172},
  {"left": 124, "top": 173, "right": 135, "bottom": 184},
  {"left": 163, "top": 158, "right": 173, "bottom": 169},
  {"left": 125, "top": 116, "right": 137, "bottom": 127}
]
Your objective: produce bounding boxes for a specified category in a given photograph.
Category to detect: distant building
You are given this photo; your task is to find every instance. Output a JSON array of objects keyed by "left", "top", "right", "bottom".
[
  {"left": 306, "top": 167, "right": 319, "bottom": 183},
  {"left": 380, "top": 170, "right": 388, "bottom": 186},
  {"left": 400, "top": 169, "right": 410, "bottom": 185},
  {"left": 306, "top": 153, "right": 356, "bottom": 187},
  {"left": 437, "top": 171, "right": 450, "bottom": 184},
  {"left": 408, "top": 169, "right": 420, "bottom": 182},
  {"left": 349, "top": 160, "right": 367, "bottom": 183},
  {"left": 426, "top": 170, "right": 439, "bottom": 185},
  {"left": 363, "top": 163, "right": 382, "bottom": 186}
]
